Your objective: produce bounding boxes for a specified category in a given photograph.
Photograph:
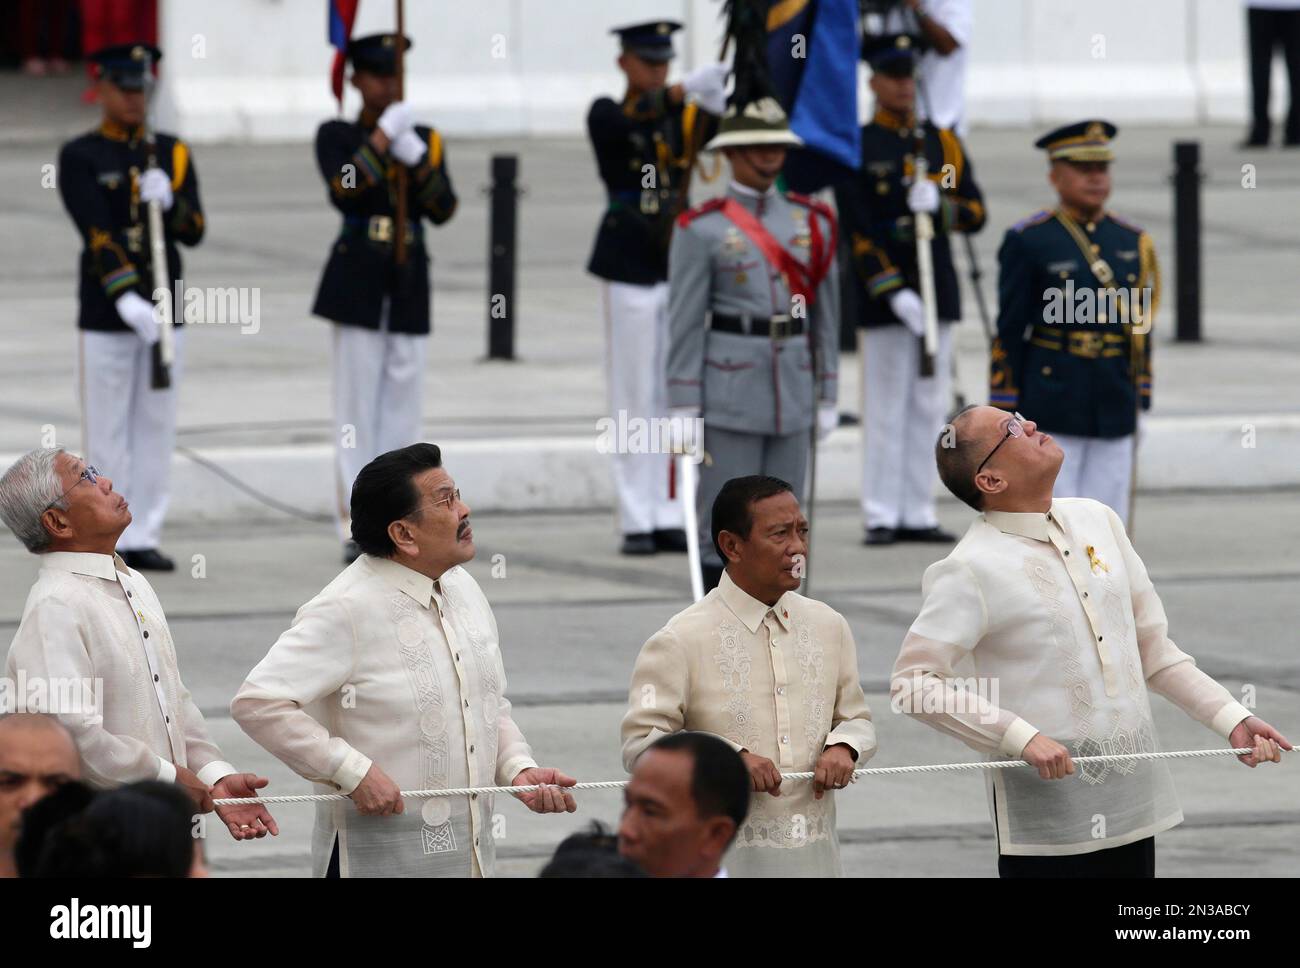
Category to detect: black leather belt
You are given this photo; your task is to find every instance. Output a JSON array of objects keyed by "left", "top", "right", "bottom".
[{"left": 711, "top": 314, "right": 805, "bottom": 338}]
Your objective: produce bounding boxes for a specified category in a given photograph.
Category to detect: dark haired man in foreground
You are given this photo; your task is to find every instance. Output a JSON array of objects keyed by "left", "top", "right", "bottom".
[
  {"left": 618, "top": 731, "right": 749, "bottom": 878},
  {"left": 622, "top": 475, "right": 875, "bottom": 876},
  {"left": 233, "top": 443, "right": 576, "bottom": 878},
  {"left": 892, "top": 405, "right": 1289, "bottom": 877}
]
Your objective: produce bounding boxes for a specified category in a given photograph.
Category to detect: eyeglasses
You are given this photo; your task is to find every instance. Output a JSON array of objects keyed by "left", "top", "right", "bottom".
[
  {"left": 410, "top": 487, "right": 461, "bottom": 516},
  {"left": 44, "top": 464, "right": 100, "bottom": 512},
  {"left": 975, "top": 414, "right": 1025, "bottom": 475}
]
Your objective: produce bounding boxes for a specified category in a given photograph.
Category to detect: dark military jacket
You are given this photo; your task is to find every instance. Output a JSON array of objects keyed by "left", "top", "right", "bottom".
[
  {"left": 312, "top": 110, "right": 457, "bottom": 335},
  {"left": 57, "top": 120, "right": 204, "bottom": 331},
  {"left": 586, "top": 88, "right": 717, "bottom": 285},
  {"left": 992, "top": 208, "right": 1158, "bottom": 439},
  {"left": 834, "top": 110, "right": 985, "bottom": 328}
]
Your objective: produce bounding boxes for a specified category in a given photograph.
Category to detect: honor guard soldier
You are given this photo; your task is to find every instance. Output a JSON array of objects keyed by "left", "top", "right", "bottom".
[
  {"left": 834, "top": 35, "right": 985, "bottom": 546},
  {"left": 587, "top": 20, "right": 726, "bottom": 556},
  {"left": 313, "top": 33, "right": 457, "bottom": 563},
  {"left": 991, "top": 121, "right": 1158, "bottom": 526},
  {"left": 56, "top": 43, "right": 204, "bottom": 571},
  {"left": 667, "top": 96, "right": 840, "bottom": 592}
]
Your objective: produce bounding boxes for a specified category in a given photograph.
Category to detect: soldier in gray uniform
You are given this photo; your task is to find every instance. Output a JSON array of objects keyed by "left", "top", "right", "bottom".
[{"left": 666, "top": 96, "right": 840, "bottom": 591}]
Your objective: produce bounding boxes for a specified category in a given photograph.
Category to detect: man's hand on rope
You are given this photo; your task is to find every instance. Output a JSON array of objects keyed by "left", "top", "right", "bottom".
[
  {"left": 350, "top": 763, "right": 406, "bottom": 816},
  {"left": 1229, "top": 717, "right": 1290, "bottom": 767},
  {"left": 740, "top": 750, "right": 783, "bottom": 797},
  {"left": 1021, "top": 733, "right": 1075, "bottom": 780},
  {"left": 813, "top": 743, "right": 857, "bottom": 801},
  {"left": 512, "top": 767, "right": 578, "bottom": 813},
  {"left": 213, "top": 773, "right": 279, "bottom": 840}
]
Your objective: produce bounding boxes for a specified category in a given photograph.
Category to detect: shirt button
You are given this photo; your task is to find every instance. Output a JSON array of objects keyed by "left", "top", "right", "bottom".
[
  {"left": 1098, "top": 635, "right": 1104, "bottom": 642},
  {"left": 464, "top": 699, "right": 469, "bottom": 708},
  {"left": 127, "top": 590, "right": 133, "bottom": 598},
  {"left": 781, "top": 735, "right": 789, "bottom": 744},
  {"left": 776, "top": 686, "right": 785, "bottom": 696},
  {"left": 165, "top": 715, "right": 170, "bottom": 723},
  {"left": 471, "top": 792, "right": 478, "bottom": 800},
  {"left": 475, "top": 837, "right": 480, "bottom": 846},
  {"left": 1063, "top": 550, "right": 1070, "bottom": 556},
  {"left": 469, "top": 744, "right": 475, "bottom": 753},
  {"left": 143, "top": 630, "right": 149, "bottom": 638},
  {"left": 1083, "top": 592, "right": 1089, "bottom": 598},
  {"left": 154, "top": 674, "right": 159, "bottom": 682}
]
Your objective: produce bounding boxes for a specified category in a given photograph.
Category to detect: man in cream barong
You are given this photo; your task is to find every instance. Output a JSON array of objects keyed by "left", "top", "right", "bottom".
[
  {"left": 893, "top": 405, "right": 1290, "bottom": 877},
  {"left": 233, "top": 443, "right": 577, "bottom": 877},
  {"left": 622, "top": 476, "right": 876, "bottom": 877}
]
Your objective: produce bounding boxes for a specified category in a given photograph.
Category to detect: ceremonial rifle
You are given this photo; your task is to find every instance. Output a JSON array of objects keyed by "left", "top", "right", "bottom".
[{"left": 141, "top": 51, "right": 173, "bottom": 390}]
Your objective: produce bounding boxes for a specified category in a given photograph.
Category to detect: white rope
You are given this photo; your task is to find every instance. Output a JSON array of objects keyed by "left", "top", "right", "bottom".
[{"left": 212, "top": 746, "right": 1285, "bottom": 806}]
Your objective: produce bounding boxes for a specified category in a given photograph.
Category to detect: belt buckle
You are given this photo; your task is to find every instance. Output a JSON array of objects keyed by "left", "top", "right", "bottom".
[
  {"left": 769, "top": 314, "right": 793, "bottom": 340},
  {"left": 368, "top": 217, "right": 392, "bottom": 243},
  {"left": 1071, "top": 332, "right": 1103, "bottom": 358},
  {"left": 1090, "top": 260, "right": 1115, "bottom": 287}
]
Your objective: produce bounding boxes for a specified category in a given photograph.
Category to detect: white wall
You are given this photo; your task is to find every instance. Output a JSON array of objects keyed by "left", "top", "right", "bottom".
[{"left": 158, "top": 0, "right": 1266, "bottom": 142}]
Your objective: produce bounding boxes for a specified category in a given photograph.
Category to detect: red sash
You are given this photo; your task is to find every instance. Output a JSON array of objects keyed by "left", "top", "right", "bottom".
[{"left": 718, "top": 197, "right": 831, "bottom": 308}]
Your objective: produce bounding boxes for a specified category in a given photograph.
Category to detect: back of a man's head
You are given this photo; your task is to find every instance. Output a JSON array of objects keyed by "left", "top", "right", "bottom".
[
  {"left": 539, "top": 821, "right": 647, "bottom": 878},
  {"left": 935, "top": 404, "right": 987, "bottom": 512},
  {"left": 0, "top": 449, "right": 67, "bottom": 554}
]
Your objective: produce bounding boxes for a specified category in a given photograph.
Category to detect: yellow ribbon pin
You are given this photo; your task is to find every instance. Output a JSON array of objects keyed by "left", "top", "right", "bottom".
[{"left": 1086, "top": 545, "right": 1109, "bottom": 574}]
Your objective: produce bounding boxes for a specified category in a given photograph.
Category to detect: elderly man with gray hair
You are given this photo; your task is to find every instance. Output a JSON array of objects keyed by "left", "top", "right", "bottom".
[{"left": 0, "top": 447, "right": 277, "bottom": 841}]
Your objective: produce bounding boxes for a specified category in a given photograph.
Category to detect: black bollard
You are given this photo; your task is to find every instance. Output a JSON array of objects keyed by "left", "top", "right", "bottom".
[
  {"left": 1172, "top": 141, "right": 1201, "bottom": 343},
  {"left": 487, "top": 154, "right": 518, "bottom": 360}
]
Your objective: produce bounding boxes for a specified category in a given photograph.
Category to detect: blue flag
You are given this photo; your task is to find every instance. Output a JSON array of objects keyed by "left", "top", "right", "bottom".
[{"left": 766, "top": 0, "right": 860, "bottom": 193}]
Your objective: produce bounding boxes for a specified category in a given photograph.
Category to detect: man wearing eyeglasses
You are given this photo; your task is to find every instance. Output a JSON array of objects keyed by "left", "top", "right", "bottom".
[
  {"left": 0, "top": 448, "right": 279, "bottom": 842},
  {"left": 232, "top": 442, "right": 578, "bottom": 877},
  {"left": 890, "top": 405, "right": 1290, "bottom": 876}
]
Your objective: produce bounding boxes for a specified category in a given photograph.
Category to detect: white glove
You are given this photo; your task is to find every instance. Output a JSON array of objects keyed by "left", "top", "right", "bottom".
[
  {"left": 389, "top": 128, "right": 427, "bottom": 166},
  {"left": 668, "top": 406, "right": 704, "bottom": 460},
  {"left": 138, "top": 168, "right": 173, "bottom": 211},
  {"left": 889, "top": 288, "right": 926, "bottom": 338},
  {"left": 816, "top": 404, "right": 839, "bottom": 442},
  {"left": 115, "top": 291, "right": 160, "bottom": 345},
  {"left": 907, "top": 177, "right": 940, "bottom": 214},
  {"left": 681, "top": 62, "right": 729, "bottom": 115},
  {"left": 376, "top": 101, "right": 414, "bottom": 139}
]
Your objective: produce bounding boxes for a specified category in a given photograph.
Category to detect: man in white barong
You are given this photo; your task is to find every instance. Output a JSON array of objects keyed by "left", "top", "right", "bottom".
[
  {"left": 0, "top": 448, "right": 277, "bottom": 841},
  {"left": 622, "top": 475, "right": 876, "bottom": 877},
  {"left": 894, "top": 405, "right": 1290, "bottom": 876},
  {"left": 232, "top": 443, "right": 577, "bottom": 878}
]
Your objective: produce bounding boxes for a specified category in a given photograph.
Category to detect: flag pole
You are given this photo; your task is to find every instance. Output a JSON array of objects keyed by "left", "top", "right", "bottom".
[{"left": 393, "top": 0, "right": 408, "bottom": 267}]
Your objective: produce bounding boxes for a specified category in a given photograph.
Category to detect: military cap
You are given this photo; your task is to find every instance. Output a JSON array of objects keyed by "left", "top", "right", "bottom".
[
  {"left": 863, "top": 33, "right": 920, "bottom": 77},
  {"left": 704, "top": 96, "right": 804, "bottom": 151},
  {"left": 611, "top": 20, "right": 682, "bottom": 62},
  {"left": 88, "top": 43, "right": 161, "bottom": 90},
  {"left": 1035, "top": 120, "right": 1118, "bottom": 163},
  {"left": 347, "top": 33, "right": 413, "bottom": 76}
]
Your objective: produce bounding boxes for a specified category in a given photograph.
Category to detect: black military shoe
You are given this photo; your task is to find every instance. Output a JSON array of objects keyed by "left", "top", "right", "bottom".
[
  {"left": 120, "top": 548, "right": 175, "bottom": 571},
  {"left": 895, "top": 526, "right": 957, "bottom": 543},
  {"left": 653, "top": 528, "right": 689, "bottom": 553},
  {"left": 621, "top": 533, "right": 657, "bottom": 556},
  {"left": 863, "top": 527, "right": 897, "bottom": 546},
  {"left": 343, "top": 540, "right": 362, "bottom": 565}
]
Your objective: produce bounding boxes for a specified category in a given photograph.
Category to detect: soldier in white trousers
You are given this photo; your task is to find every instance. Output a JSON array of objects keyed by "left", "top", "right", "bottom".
[
  {"left": 57, "top": 43, "right": 205, "bottom": 571},
  {"left": 312, "top": 33, "right": 458, "bottom": 562},
  {"left": 586, "top": 20, "right": 726, "bottom": 555}
]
